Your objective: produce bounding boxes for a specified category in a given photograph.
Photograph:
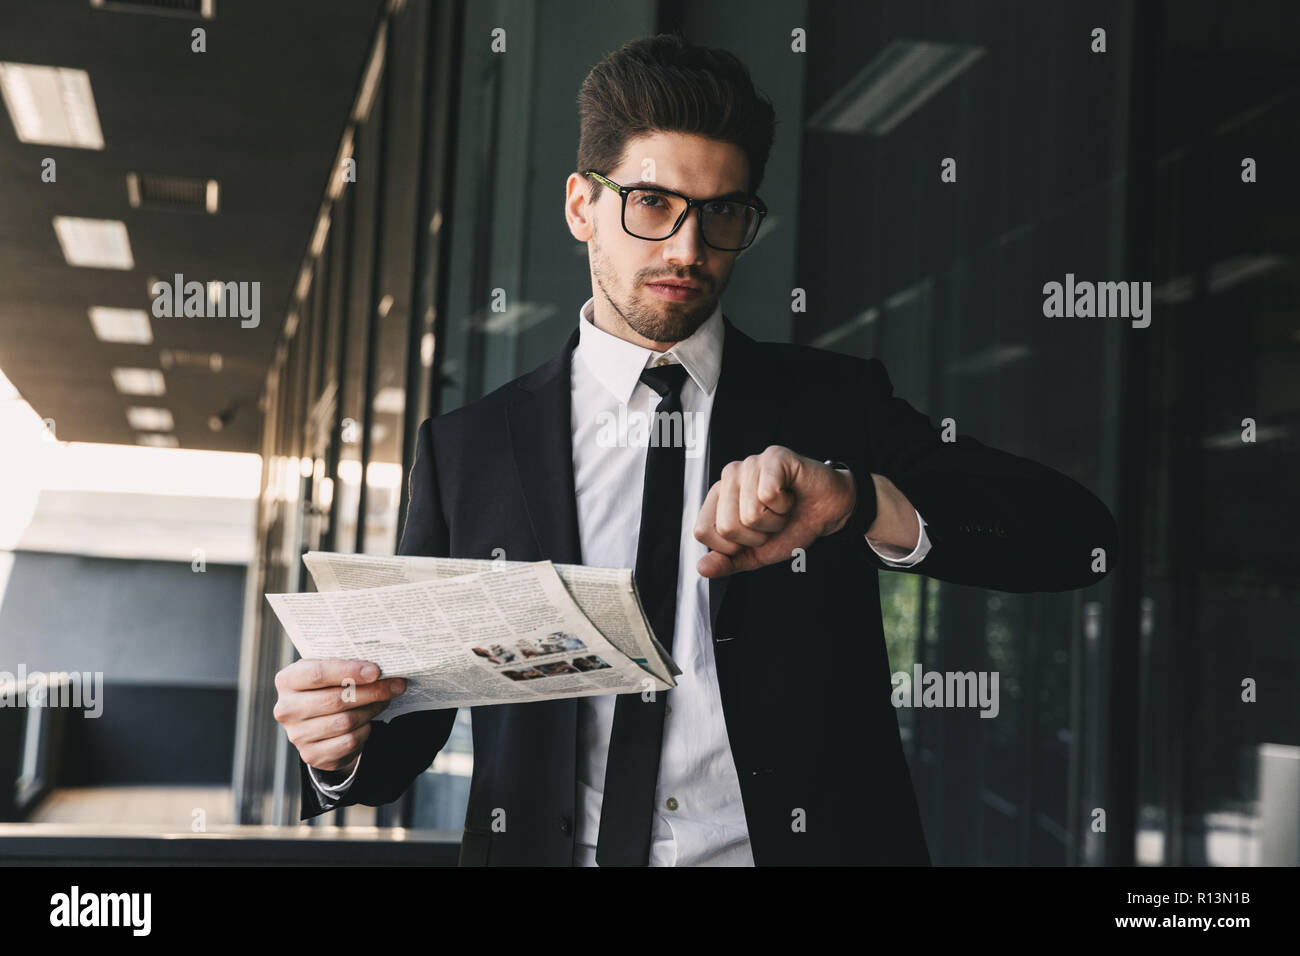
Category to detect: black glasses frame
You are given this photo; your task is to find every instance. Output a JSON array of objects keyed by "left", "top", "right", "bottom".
[{"left": 584, "top": 169, "right": 768, "bottom": 251}]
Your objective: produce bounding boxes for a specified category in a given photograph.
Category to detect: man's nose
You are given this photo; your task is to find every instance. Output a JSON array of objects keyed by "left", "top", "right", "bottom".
[{"left": 662, "top": 207, "right": 707, "bottom": 266}]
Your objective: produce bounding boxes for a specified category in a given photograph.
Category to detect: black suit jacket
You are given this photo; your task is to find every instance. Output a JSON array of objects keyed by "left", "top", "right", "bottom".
[{"left": 299, "top": 315, "right": 1118, "bottom": 865}]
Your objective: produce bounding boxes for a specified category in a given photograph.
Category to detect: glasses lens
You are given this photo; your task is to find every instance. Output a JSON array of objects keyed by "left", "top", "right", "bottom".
[
  {"left": 700, "top": 201, "right": 758, "bottom": 250},
  {"left": 623, "top": 190, "right": 759, "bottom": 249},
  {"left": 624, "top": 189, "right": 687, "bottom": 239}
]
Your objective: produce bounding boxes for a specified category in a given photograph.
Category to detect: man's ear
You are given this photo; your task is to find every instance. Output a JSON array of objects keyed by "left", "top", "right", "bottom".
[{"left": 565, "top": 173, "right": 594, "bottom": 242}]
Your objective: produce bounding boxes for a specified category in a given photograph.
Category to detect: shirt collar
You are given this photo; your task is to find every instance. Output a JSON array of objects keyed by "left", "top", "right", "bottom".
[{"left": 575, "top": 296, "right": 723, "bottom": 404}]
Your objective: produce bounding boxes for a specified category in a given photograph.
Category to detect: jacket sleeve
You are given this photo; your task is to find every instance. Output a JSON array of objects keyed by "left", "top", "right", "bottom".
[
  {"left": 299, "top": 417, "right": 460, "bottom": 819},
  {"left": 842, "top": 357, "right": 1119, "bottom": 594}
]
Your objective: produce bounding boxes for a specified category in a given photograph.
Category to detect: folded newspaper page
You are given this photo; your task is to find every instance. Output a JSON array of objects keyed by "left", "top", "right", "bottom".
[
  {"left": 301, "top": 551, "right": 681, "bottom": 682},
  {"left": 265, "top": 554, "right": 678, "bottom": 719}
]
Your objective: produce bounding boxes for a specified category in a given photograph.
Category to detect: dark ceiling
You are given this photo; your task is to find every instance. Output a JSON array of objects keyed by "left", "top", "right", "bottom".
[{"left": 0, "top": 0, "right": 384, "bottom": 452}]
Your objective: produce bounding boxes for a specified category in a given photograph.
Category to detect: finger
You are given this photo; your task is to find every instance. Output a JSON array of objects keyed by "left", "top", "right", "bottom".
[
  {"left": 755, "top": 454, "right": 797, "bottom": 518},
  {"left": 697, "top": 547, "right": 736, "bottom": 578},
  {"left": 290, "top": 700, "right": 390, "bottom": 747},
  {"left": 699, "top": 519, "right": 814, "bottom": 578},
  {"left": 698, "top": 543, "right": 767, "bottom": 578},
  {"left": 694, "top": 481, "right": 739, "bottom": 554},
  {"left": 715, "top": 463, "right": 767, "bottom": 549},
  {"left": 299, "top": 722, "right": 373, "bottom": 772},
  {"left": 754, "top": 526, "right": 807, "bottom": 569},
  {"left": 278, "top": 658, "right": 382, "bottom": 693},
  {"left": 739, "top": 457, "right": 787, "bottom": 533},
  {"left": 280, "top": 677, "right": 406, "bottom": 722}
]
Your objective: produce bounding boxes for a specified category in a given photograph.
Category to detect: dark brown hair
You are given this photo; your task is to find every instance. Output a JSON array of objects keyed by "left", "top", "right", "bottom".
[{"left": 576, "top": 33, "right": 776, "bottom": 203}]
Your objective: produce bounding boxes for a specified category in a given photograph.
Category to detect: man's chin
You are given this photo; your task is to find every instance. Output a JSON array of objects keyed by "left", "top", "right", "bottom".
[
  {"left": 633, "top": 318, "right": 703, "bottom": 345},
  {"left": 632, "top": 293, "right": 712, "bottom": 342}
]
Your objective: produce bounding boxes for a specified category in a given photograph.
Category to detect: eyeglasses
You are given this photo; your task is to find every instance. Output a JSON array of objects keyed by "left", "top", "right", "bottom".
[{"left": 584, "top": 170, "right": 767, "bottom": 252}]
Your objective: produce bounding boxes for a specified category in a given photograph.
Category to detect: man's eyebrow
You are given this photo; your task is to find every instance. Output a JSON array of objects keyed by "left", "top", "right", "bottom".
[
  {"left": 705, "top": 187, "right": 753, "bottom": 201},
  {"left": 642, "top": 181, "right": 752, "bottom": 201}
]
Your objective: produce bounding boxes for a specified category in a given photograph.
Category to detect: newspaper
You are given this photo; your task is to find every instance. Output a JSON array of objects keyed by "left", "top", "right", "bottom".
[
  {"left": 265, "top": 553, "right": 678, "bottom": 719},
  {"left": 302, "top": 551, "right": 681, "bottom": 682}
]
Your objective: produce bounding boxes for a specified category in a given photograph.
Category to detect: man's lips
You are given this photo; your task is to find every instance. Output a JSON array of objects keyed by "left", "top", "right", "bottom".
[
  {"left": 646, "top": 280, "right": 703, "bottom": 301},
  {"left": 646, "top": 279, "right": 701, "bottom": 290}
]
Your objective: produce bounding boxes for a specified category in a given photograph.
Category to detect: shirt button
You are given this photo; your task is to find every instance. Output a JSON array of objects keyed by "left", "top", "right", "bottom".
[
  {"left": 559, "top": 816, "right": 572, "bottom": 836},
  {"left": 665, "top": 797, "right": 679, "bottom": 811}
]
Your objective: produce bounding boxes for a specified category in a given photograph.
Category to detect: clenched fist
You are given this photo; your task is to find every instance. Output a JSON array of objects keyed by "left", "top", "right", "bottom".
[{"left": 693, "top": 445, "right": 859, "bottom": 578}]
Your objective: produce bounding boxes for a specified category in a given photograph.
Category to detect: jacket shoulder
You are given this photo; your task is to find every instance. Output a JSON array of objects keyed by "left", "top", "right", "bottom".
[
  {"left": 743, "top": 336, "right": 892, "bottom": 397},
  {"left": 424, "top": 351, "right": 558, "bottom": 437}
]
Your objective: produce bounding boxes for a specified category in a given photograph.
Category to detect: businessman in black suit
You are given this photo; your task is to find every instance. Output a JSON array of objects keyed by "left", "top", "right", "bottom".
[{"left": 274, "top": 34, "right": 1118, "bottom": 865}]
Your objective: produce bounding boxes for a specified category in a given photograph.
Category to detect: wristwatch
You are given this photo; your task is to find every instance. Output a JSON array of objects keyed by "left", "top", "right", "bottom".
[{"left": 823, "top": 459, "right": 877, "bottom": 539}]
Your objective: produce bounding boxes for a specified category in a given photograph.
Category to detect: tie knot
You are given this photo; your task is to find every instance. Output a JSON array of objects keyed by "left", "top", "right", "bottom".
[{"left": 639, "top": 362, "right": 689, "bottom": 399}]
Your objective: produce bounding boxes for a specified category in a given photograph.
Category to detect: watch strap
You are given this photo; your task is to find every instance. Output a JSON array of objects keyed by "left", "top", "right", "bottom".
[{"left": 823, "top": 459, "right": 877, "bottom": 539}]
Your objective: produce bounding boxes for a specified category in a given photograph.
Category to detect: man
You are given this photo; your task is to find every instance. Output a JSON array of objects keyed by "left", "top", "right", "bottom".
[{"left": 274, "top": 34, "right": 1118, "bottom": 866}]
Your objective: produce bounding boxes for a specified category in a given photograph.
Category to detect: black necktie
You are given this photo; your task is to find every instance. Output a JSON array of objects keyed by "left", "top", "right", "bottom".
[{"left": 595, "top": 361, "right": 690, "bottom": 866}]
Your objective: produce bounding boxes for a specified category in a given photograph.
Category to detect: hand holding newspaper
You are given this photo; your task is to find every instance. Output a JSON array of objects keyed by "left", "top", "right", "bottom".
[{"left": 265, "top": 552, "right": 681, "bottom": 719}]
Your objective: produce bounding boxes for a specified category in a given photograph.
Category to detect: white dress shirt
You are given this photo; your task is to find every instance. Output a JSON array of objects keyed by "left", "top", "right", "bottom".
[{"left": 310, "top": 297, "right": 933, "bottom": 867}]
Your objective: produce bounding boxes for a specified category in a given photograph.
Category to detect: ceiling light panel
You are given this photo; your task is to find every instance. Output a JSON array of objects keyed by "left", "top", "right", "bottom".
[
  {"left": 89, "top": 307, "right": 153, "bottom": 344},
  {"left": 126, "top": 406, "right": 174, "bottom": 431},
  {"left": 53, "top": 217, "right": 134, "bottom": 269},
  {"left": 111, "top": 367, "right": 166, "bottom": 396},
  {"left": 0, "top": 62, "right": 104, "bottom": 149}
]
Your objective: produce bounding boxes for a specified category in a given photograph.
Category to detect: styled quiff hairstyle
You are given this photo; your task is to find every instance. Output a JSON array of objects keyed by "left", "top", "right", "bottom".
[{"left": 576, "top": 33, "right": 777, "bottom": 203}]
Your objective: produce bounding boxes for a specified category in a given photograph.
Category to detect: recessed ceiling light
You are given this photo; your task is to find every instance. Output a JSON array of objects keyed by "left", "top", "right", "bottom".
[
  {"left": 126, "top": 406, "right": 174, "bottom": 431},
  {"left": 159, "top": 348, "right": 222, "bottom": 371},
  {"left": 125, "top": 171, "right": 221, "bottom": 213},
  {"left": 89, "top": 306, "right": 153, "bottom": 344},
  {"left": 136, "top": 433, "right": 179, "bottom": 448},
  {"left": 111, "top": 367, "right": 166, "bottom": 396},
  {"left": 0, "top": 62, "right": 104, "bottom": 149},
  {"left": 90, "top": 0, "right": 216, "bottom": 19},
  {"left": 53, "top": 216, "right": 134, "bottom": 269}
]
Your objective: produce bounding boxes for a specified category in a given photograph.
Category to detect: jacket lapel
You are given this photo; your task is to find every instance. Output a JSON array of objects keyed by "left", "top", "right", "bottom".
[
  {"left": 706, "top": 315, "right": 762, "bottom": 630},
  {"left": 505, "top": 327, "right": 584, "bottom": 566}
]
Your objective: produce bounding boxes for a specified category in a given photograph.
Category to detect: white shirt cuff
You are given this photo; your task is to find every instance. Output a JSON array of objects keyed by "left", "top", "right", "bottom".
[
  {"left": 867, "top": 509, "right": 930, "bottom": 567},
  {"left": 308, "top": 753, "right": 363, "bottom": 796}
]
